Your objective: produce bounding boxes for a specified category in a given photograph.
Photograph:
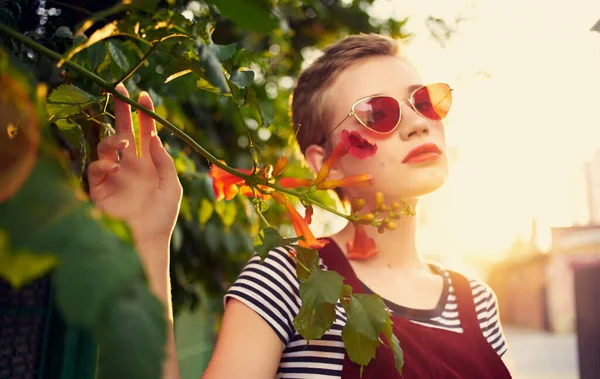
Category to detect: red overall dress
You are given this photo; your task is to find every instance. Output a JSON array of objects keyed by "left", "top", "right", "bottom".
[{"left": 318, "top": 241, "right": 513, "bottom": 379}]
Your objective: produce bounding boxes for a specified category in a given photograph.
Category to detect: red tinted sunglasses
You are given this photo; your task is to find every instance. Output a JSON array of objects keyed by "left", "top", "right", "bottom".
[{"left": 319, "top": 83, "right": 453, "bottom": 144}]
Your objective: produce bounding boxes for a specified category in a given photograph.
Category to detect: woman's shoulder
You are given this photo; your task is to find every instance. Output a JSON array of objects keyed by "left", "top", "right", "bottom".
[
  {"left": 223, "top": 247, "right": 324, "bottom": 345},
  {"left": 432, "top": 264, "right": 498, "bottom": 304},
  {"left": 434, "top": 264, "right": 507, "bottom": 356}
]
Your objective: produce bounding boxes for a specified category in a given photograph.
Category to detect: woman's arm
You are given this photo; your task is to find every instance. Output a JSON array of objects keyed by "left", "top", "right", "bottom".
[
  {"left": 201, "top": 299, "right": 284, "bottom": 378},
  {"left": 138, "top": 239, "right": 180, "bottom": 379},
  {"left": 88, "top": 84, "right": 183, "bottom": 378}
]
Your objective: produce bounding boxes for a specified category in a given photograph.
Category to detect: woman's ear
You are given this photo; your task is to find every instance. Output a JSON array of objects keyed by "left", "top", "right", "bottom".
[{"left": 305, "top": 144, "right": 344, "bottom": 181}]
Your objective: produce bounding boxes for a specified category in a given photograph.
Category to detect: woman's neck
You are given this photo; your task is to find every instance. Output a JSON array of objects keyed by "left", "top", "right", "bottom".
[{"left": 332, "top": 198, "right": 429, "bottom": 273}]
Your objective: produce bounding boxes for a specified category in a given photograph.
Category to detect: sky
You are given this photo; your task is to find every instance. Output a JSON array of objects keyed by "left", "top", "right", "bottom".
[{"left": 363, "top": 0, "right": 600, "bottom": 261}]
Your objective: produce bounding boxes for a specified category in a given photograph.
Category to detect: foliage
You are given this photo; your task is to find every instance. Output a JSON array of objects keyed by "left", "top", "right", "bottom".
[{"left": 0, "top": 0, "right": 418, "bottom": 375}]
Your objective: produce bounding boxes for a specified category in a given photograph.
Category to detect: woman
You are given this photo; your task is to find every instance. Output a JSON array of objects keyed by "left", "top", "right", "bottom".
[{"left": 90, "top": 34, "right": 511, "bottom": 378}]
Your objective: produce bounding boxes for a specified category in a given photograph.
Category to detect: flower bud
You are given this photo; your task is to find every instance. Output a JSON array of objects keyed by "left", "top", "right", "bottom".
[
  {"left": 357, "top": 213, "right": 375, "bottom": 223},
  {"left": 350, "top": 197, "right": 366, "bottom": 213},
  {"left": 375, "top": 191, "right": 384, "bottom": 210},
  {"left": 385, "top": 221, "right": 397, "bottom": 230},
  {"left": 272, "top": 156, "right": 288, "bottom": 177}
]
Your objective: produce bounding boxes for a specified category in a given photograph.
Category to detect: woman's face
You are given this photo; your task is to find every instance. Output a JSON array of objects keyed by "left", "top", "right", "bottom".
[{"left": 321, "top": 55, "right": 449, "bottom": 202}]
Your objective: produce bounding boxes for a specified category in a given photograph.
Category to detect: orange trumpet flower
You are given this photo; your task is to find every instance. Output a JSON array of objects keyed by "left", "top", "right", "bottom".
[
  {"left": 271, "top": 192, "right": 328, "bottom": 249},
  {"left": 314, "top": 142, "right": 348, "bottom": 185},
  {"left": 347, "top": 224, "right": 378, "bottom": 260},
  {"left": 317, "top": 174, "right": 375, "bottom": 190},
  {"left": 279, "top": 177, "right": 314, "bottom": 189},
  {"left": 209, "top": 162, "right": 253, "bottom": 201}
]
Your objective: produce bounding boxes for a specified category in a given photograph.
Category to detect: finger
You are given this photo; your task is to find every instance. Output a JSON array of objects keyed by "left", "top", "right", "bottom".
[
  {"left": 149, "top": 135, "right": 178, "bottom": 190},
  {"left": 88, "top": 160, "right": 119, "bottom": 189},
  {"left": 97, "top": 135, "right": 130, "bottom": 163},
  {"left": 114, "top": 84, "right": 137, "bottom": 157},
  {"left": 138, "top": 91, "right": 157, "bottom": 158}
]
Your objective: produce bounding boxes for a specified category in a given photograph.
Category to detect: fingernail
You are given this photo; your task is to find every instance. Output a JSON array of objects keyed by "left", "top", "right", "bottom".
[
  {"left": 117, "top": 140, "right": 130, "bottom": 149},
  {"left": 139, "top": 91, "right": 149, "bottom": 99},
  {"left": 115, "top": 83, "right": 127, "bottom": 94},
  {"left": 110, "top": 163, "right": 120, "bottom": 171}
]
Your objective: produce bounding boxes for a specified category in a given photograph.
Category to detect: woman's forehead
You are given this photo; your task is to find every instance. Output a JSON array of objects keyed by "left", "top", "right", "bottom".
[{"left": 329, "top": 56, "right": 422, "bottom": 102}]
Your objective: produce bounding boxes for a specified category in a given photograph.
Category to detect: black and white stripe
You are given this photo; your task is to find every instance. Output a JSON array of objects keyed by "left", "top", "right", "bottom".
[{"left": 224, "top": 248, "right": 507, "bottom": 378}]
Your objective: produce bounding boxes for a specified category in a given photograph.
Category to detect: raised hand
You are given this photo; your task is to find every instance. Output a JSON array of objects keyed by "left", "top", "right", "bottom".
[{"left": 88, "top": 84, "right": 182, "bottom": 276}]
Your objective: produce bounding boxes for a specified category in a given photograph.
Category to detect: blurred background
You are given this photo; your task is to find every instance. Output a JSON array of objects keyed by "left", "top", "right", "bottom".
[{"left": 1, "top": 0, "right": 600, "bottom": 378}]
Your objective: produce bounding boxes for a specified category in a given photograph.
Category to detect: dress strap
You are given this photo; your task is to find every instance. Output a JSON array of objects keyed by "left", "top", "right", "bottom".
[{"left": 448, "top": 270, "right": 480, "bottom": 336}]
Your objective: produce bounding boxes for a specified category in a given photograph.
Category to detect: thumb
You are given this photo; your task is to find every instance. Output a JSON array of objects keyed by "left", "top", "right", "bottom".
[{"left": 149, "top": 134, "right": 178, "bottom": 190}]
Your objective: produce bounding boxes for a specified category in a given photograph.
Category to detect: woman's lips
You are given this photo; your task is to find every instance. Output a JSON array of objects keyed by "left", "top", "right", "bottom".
[{"left": 402, "top": 143, "right": 442, "bottom": 164}]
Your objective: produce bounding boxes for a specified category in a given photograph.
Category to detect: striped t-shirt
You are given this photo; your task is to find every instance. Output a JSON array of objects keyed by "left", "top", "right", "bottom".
[{"left": 224, "top": 247, "right": 507, "bottom": 378}]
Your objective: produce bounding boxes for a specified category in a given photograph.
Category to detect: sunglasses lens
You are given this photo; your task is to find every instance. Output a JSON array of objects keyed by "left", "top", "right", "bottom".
[
  {"left": 412, "top": 83, "right": 452, "bottom": 120},
  {"left": 353, "top": 96, "right": 400, "bottom": 133}
]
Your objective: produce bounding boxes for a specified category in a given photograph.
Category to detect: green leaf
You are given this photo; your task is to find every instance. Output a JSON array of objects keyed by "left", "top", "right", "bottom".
[
  {"left": 61, "top": 22, "right": 118, "bottom": 65},
  {"left": 173, "top": 151, "right": 196, "bottom": 174},
  {"left": 342, "top": 323, "right": 379, "bottom": 368},
  {"left": 0, "top": 230, "right": 58, "bottom": 289},
  {"left": 165, "top": 69, "right": 192, "bottom": 84},
  {"left": 383, "top": 318, "right": 404, "bottom": 375},
  {"left": 96, "top": 281, "right": 166, "bottom": 379},
  {"left": 230, "top": 69, "right": 255, "bottom": 88},
  {"left": 294, "top": 245, "right": 318, "bottom": 281},
  {"left": 214, "top": 200, "right": 237, "bottom": 228},
  {"left": 46, "top": 85, "right": 98, "bottom": 129},
  {"left": 180, "top": 196, "right": 193, "bottom": 222},
  {"left": 196, "top": 77, "right": 222, "bottom": 95},
  {"left": 204, "top": 0, "right": 278, "bottom": 33},
  {"left": 244, "top": 85, "right": 273, "bottom": 127},
  {"left": 108, "top": 40, "right": 130, "bottom": 72},
  {"left": 253, "top": 227, "right": 284, "bottom": 262},
  {"left": 259, "top": 100, "right": 274, "bottom": 127},
  {"left": 198, "top": 198, "right": 214, "bottom": 228},
  {"left": 198, "top": 42, "right": 228, "bottom": 94},
  {"left": 131, "top": 109, "right": 142, "bottom": 157},
  {"left": 208, "top": 43, "right": 238, "bottom": 62},
  {"left": 54, "top": 26, "right": 73, "bottom": 39},
  {"left": 299, "top": 270, "right": 343, "bottom": 308},
  {"left": 293, "top": 302, "right": 336, "bottom": 340},
  {"left": 53, "top": 209, "right": 143, "bottom": 327},
  {"left": 343, "top": 294, "right": 388, "bottom": 340}
]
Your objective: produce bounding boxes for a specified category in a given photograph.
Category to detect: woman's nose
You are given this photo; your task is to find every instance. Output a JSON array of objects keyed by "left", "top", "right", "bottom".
[{"left": 398, "top": 103, "right": 431, "bottom": 140}]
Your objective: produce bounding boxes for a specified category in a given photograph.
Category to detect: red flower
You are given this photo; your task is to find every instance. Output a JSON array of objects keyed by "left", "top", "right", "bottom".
[
  {"left": 317, "top": 174, "right": 375, "bottom": 190},
  {"left": 272, "top": 192, "right": 328, "bottom": 249},
  {"left": 305, "top": 205, "right": 314, "bottom": 225},
  {"left": 209, "top": 161, "right": 252, "bottom": 201},
  {"left": 279, "top": 177, "right": 314, "bottom": 189},
  {"left": 346, "top": 224, "right": 378, "bottom": 260},
  {"left": 341, "top": 130, "right": 378, "bottom": 160}
]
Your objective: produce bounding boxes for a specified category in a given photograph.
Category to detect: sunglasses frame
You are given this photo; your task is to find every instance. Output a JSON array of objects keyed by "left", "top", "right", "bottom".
[{"left": 318, "top": 83, "right": 453, "bottom": 145}]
